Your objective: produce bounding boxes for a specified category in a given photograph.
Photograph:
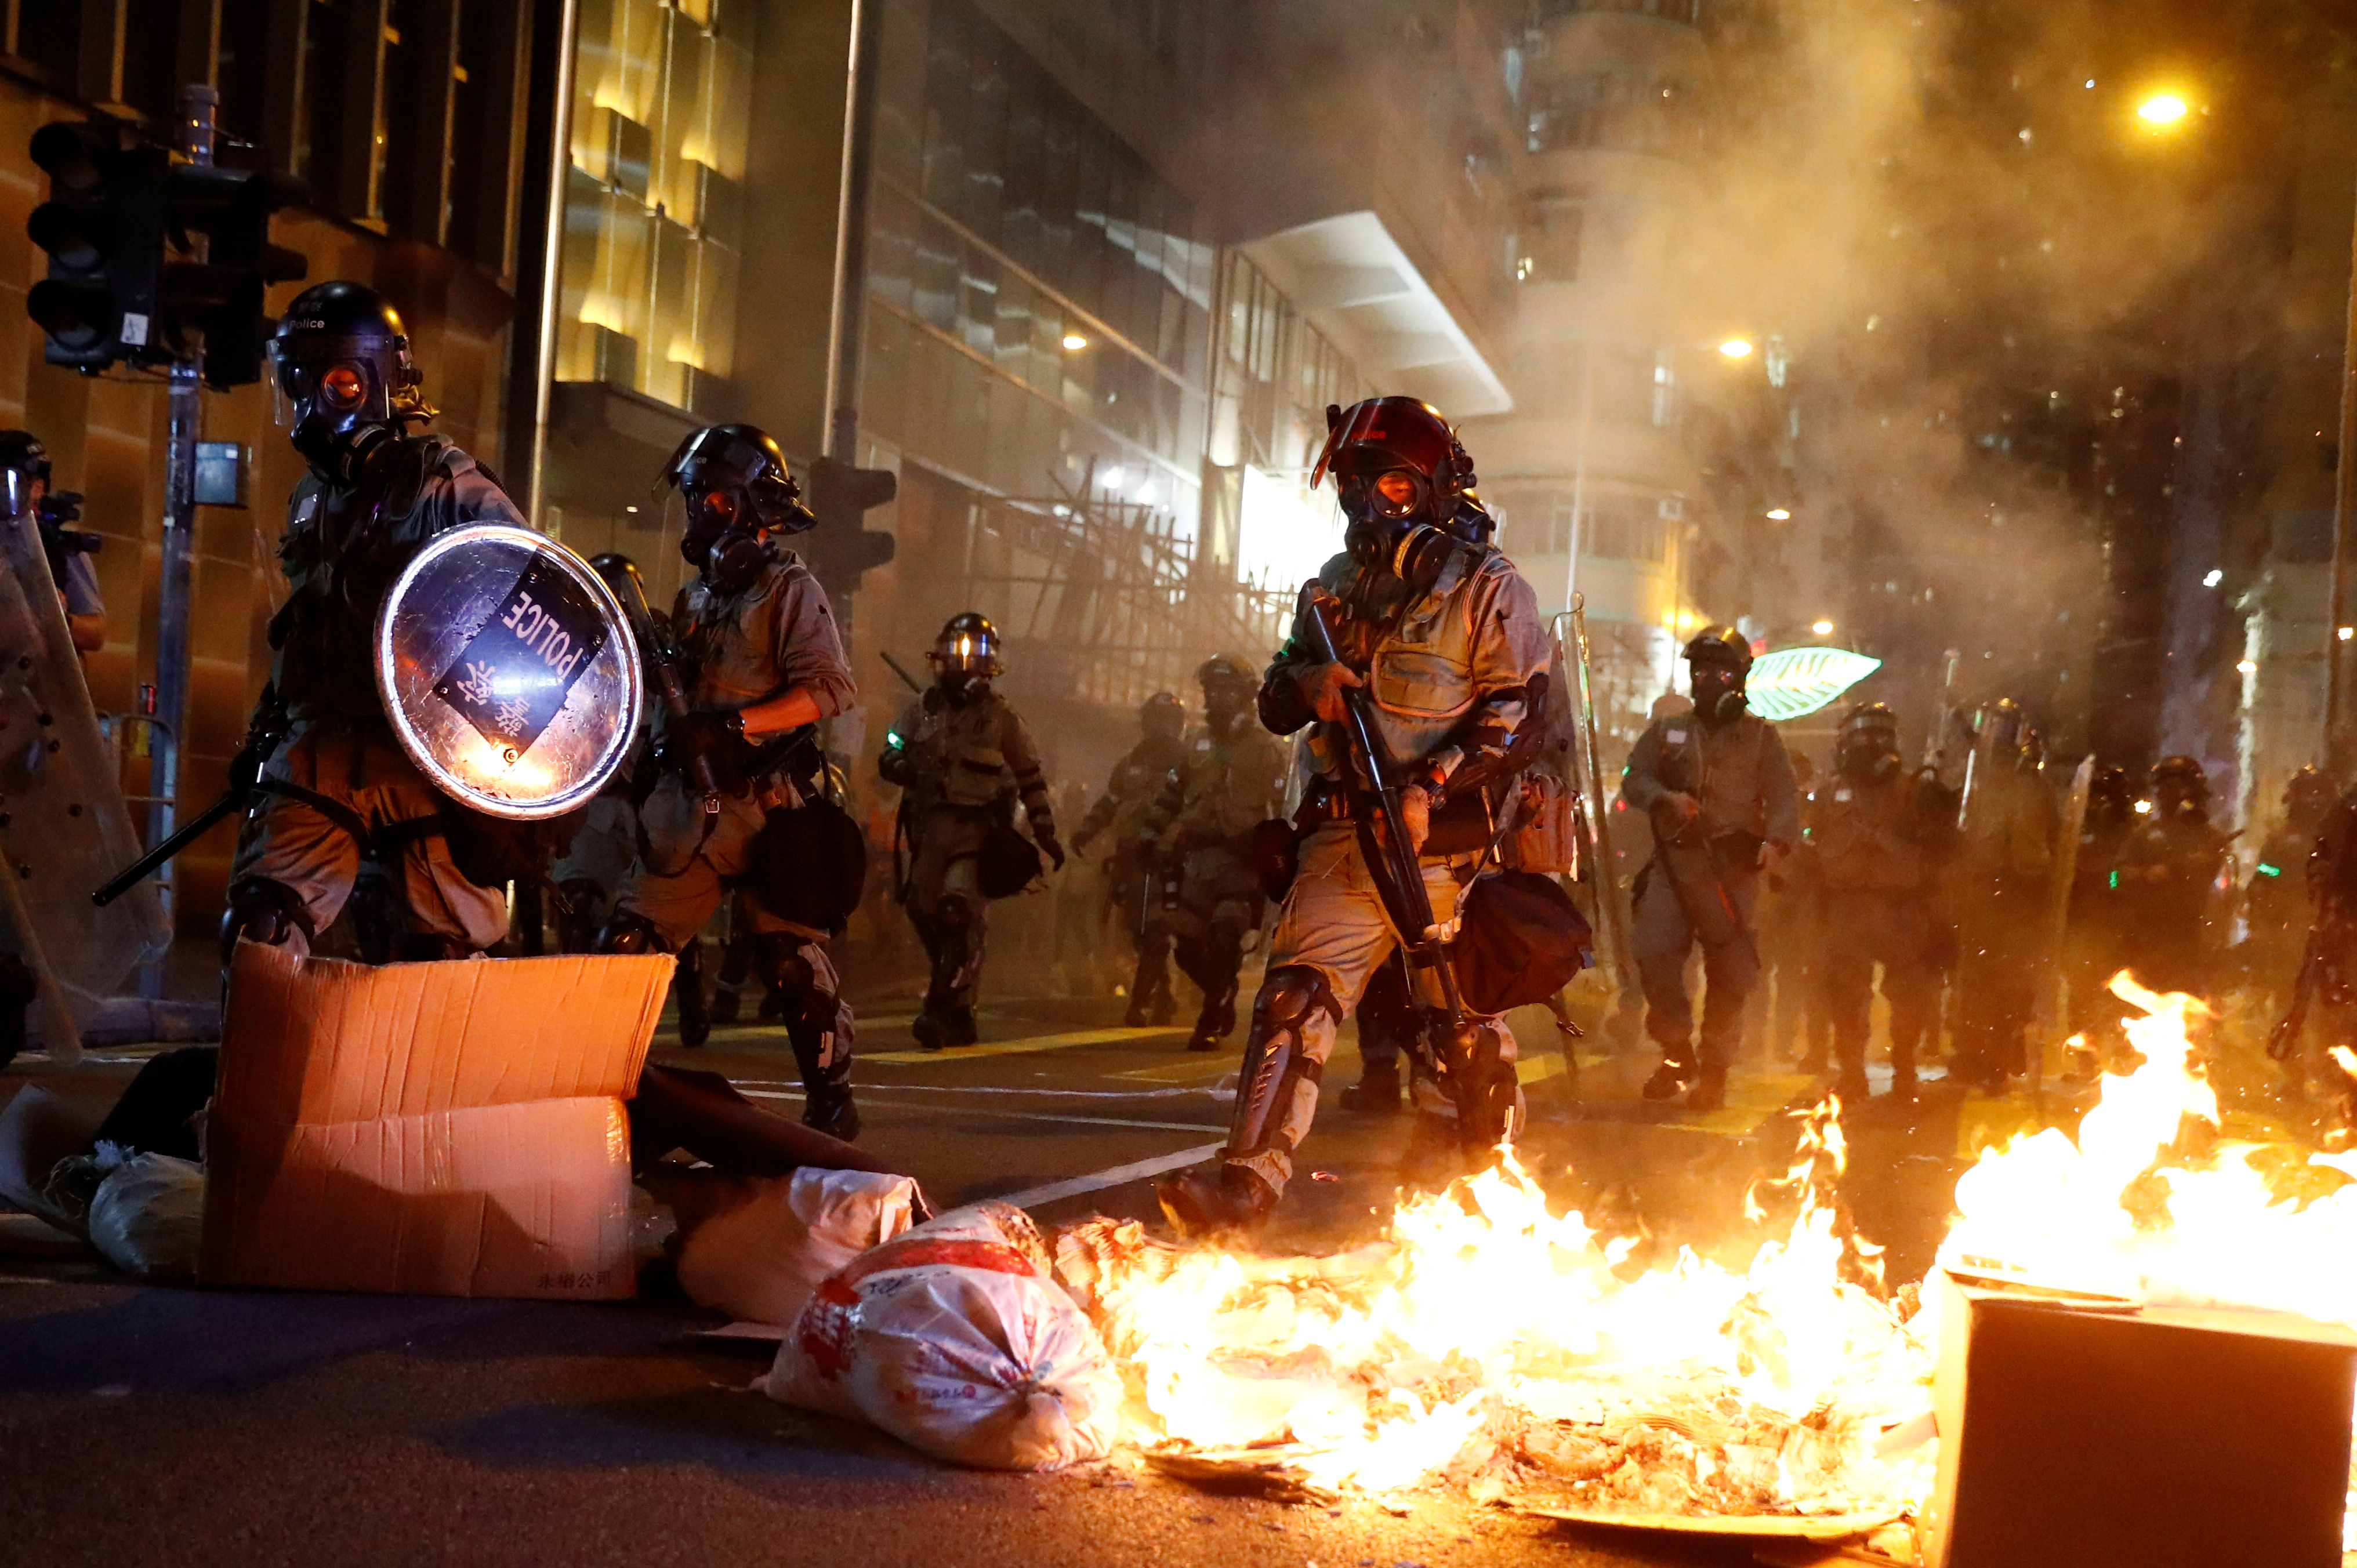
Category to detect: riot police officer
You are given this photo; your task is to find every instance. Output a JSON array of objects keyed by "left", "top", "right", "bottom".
[
  {"left": 2112, "top": 754, "right": 2230, "bottom": 998},
  {"left": 226, "top": 280, "right": 527, "bottom": 960},
  {"left": 95, "top": 366, "right": 894, "bottom": 1185},
  {"left": 597, "top": 424, "right": 865, "bottom": 1140},
  {"left": 2062, "top": 764, "right": 2135, "bottom": 1041},
  {"left": 1810, "top": 703, "right": 1959, "bottom": 1101},
  {"left": 880, "top": 614, "right": 1064, "bottom": 1050},
  {"left": 0, "top": 431, "right": 104, "bottom": 654},
  {"left": 2244, "top": 766, "right": 2335, "bottom": 1003},
  {"left": 1948, "top": 699, "right": 2055, "bottom": 1092},
  {"left": 1072, "top": 690, "right": 1189, "bottom": 1025},
  {"left": 1140, "top": 655, "right": 1288, "bottom": 1052},
  {"left": 1157, "top": 395, "right": 1549, "bottom": 1232},
  {"left": 1620, "top": 627, "right": 1801, "bottom": 1112}
]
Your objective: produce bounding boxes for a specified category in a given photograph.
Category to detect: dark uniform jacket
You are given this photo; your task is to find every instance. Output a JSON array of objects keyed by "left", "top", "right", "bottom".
[
  {"left": 1811, "top": 772, "right": 1959, "bottom": 894},
  {"left": 881, "top": 685, "right": 1056, "bottom": 839},
  {"left": 1145, "top": 709, "right": 1288, "bottom": 854},
  {"left": 269, "top": 435, "right": 525, "bottom": 723},
  {"left": 1077, "top": 733, "right": 1188, "bottom": 862},
  {"left": 1620, "top": 709, "right": 1802, "bottom": 855}
]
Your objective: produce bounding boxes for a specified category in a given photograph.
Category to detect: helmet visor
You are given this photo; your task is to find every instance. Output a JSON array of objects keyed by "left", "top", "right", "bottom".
[{"left": 1337, "top": 467, "right": 1424, "bottom": 522}]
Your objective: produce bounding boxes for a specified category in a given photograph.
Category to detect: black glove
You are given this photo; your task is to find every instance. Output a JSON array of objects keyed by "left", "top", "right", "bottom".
[{"left": 659, "top": 709, "right": 744, "bottom": 775}]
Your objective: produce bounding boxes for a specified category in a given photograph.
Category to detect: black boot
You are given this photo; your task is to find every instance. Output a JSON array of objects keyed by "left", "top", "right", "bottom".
[
  {"left": 1643, "top": 1054, "right": 1696, "bottom": 1101},
  {"left": 674, "top": 939, "right": 710, "bottom": 1048},
  {"left": 1339, "top": 1061, "right": 1402, "bottom": 1115},
  {"left": 802, "top": 1084, "right": 861, "bottom": 1142},
  {"left": 1187, "top": 990, "right": 1236, "bottom": 1052},
  {"left": 1156, "top": 1163, "right": 1278, "bottom": 1236},
  {"left": 1687, "top": 1064, "right": 1728, "bottom": 1112}
]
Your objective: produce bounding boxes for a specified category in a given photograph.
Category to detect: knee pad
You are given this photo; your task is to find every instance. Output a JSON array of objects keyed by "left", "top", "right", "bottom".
[
  {"left": 754, "top": 934, "right": 817, "bottom": 998},
  {"left": 220, "top": 879, "right": 311, "bottom": 961},
  {"left": 1252, "top": 964, "right": 1341, "bottom": 1039},
  {"left": 596, "top": 911, "right": 669, "bottom": 955}
]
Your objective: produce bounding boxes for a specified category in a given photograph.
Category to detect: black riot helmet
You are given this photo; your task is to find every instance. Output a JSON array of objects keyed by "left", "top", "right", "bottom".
[
  {"left": 930, "top": 612, "right": 1004, "bottom": 688},
  {"left": 2087, "top": 764, "right": 2136, "bottom": 828},
  {"left": 664, "top": 424, "right": 815, "bottom": 594},
  {"left": 1835, "top": 701, "right": 1902, "bottom": 783},
  {"left": 0, "top": 431, "right": 49, "bottom": 524},
  {"left": 1140, "top": 690, "right": 1185, "bottom": 741},
  {"left": 1975, "top": 698, "right": 2025, "bottom": 757},
  {"left": 2151, "top": 754, "right": 2210, "bottom": 819},
  {"left": 1313, "top": 397, "right": 1475, "bottom": 583},
  {"left": 1682, "top": 624, "right": 1752, "bottom": 724},
  {"left": 269, "top": 282, "right": 431, "bottom": 474},
  {"left": 1198, "top": 654, "right": 1257, "bottom": 724}
]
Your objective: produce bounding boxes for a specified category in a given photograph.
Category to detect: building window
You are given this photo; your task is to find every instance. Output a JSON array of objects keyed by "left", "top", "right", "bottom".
[
  {"left": 1519, "top": 201, "right": 1582, "bottom": 283},
  {"left": 1526, "top": 72, "right": 1696, "bottom": 157},
  {"left": 553, "top": 0, "right": 753, "bottom": 411}
]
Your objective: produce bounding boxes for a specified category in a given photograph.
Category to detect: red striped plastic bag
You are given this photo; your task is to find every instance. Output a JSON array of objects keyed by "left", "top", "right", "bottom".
[{"left": 761, "top": 1201, "right": 1121, "bottom": 1470}]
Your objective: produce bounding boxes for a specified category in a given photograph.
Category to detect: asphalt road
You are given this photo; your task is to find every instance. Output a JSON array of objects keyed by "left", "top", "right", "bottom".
[{"left": 0, "top": 953, "right": 1999, "bottom": 1568}]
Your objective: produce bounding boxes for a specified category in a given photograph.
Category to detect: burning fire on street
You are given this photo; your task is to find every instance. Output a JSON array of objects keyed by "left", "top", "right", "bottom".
[{"left": 1055, "top": 975, "right": 2357, "bottom": 1558}]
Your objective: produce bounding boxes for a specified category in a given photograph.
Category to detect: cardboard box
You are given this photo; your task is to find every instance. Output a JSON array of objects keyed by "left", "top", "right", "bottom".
[
  {"left": 1925, "top": 1269, "right": 2357, "bottom": 1568},
  {"left": 200, "top": 942, "right": 672, "bottom": 1300}
]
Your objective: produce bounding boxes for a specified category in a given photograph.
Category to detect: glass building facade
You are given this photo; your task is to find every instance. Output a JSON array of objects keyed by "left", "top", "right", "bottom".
[
  {"left": 554, "top": 0, "right": 752, "bottom": 412},
  {"left": 859, "top": 0, "right": 1214, "bottom": 524}
]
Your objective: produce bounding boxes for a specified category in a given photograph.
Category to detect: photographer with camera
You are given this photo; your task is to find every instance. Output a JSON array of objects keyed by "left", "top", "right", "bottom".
[{"left": 0, "top": 432, "right": 104, "bottom": 655}]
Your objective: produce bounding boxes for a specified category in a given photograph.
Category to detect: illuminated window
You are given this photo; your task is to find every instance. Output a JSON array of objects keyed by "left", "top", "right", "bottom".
[{"left": 554, "top": 0, "right": 752, "bottom": 409}]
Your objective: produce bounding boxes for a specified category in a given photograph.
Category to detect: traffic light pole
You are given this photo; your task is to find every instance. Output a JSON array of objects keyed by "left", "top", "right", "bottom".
[{"left": 140, "top": 86, "right": 219, "bottom": 985}]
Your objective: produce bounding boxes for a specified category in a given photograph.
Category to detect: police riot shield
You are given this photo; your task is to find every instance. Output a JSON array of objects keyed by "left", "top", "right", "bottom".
[
  {"left": 375, "top": 524, "right": 641, "bottom": 819},
  {"left": 0, "top": 498, "right": 171, "bottom": 1062}
]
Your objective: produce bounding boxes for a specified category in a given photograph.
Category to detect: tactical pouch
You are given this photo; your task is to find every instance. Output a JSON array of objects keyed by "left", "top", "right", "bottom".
[
  {"left": 1250, "top": 816, "right": 1301, "bottom": 903},
  {"left": 1509, "top": 772, "right": 1581, "bottom": 876},
  {"left": 1448, "top": 870, "right": 1594, "bottom": 1015},
  {"left": 975, "top": 823, "right": 1044, "bottom": 899},
  {"left": 754, "top": 796, "right": 869, "bottom": 931}
]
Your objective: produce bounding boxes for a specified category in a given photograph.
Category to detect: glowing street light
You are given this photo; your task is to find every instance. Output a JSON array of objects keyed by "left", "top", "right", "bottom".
[
  {"left": 2137, "top": 93, "right": 2189, "bottom": 128},
  {"left": 1765, "top": 508, "right": 1792, "bottom": 521},
  {"left": 1718, "top": 337, "right": 1754, "bottom": 359},
  {"left": 1061, "top": 332, "right": 1088, "bottom": 350},
  {"left": 1810, "top": 619, "right": 1834, "bottom": 636}
]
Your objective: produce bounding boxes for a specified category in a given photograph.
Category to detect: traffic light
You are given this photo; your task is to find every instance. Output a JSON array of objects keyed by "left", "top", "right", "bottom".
[
  {"left": 27, "top": 121, "right": 163, "bottom": 371},
  {"left": 166, "top": 165, "right": 309, "bottom": 386},
  {"left": 26, "top": 117, "right": 307, "bottom": 384},
  {"left": 802, "top": 455, "right": 898, "bottom": 591}
]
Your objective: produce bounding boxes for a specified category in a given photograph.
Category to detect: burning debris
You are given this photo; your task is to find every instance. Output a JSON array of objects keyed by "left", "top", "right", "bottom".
[{"left": 1055, "top": 974, "right": 2357, "bottom": 1562}]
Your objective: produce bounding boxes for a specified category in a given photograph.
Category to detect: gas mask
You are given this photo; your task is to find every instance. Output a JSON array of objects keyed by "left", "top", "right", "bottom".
[
  {"left": 1689, "top": 660, "right": 1747, "bottom": 724},
  {"left": 679, "top": 487, "right": 775, "bottom": 596}
]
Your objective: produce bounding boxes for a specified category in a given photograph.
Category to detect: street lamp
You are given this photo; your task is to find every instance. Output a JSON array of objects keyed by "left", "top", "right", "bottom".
[
  {"left": 1811, "top": 619, "right": 1834, "bottom": 636},
  {"left": 1766, "top": 507, "right": 1792, "bottom": 521},
  {"left": 1061, "top": 332, "right": 1088, "bottom": 350},
  {"left": 2136, "top": 93, "right": 2189, "bottom": 128},
  {"left": 1718, "top": 338, "right": 1754, "bottom": 359}
]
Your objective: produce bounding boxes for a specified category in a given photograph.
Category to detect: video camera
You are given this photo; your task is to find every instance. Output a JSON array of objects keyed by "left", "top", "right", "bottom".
[{"left": 34, "top": 489, "right": 101, "bottom": 589}]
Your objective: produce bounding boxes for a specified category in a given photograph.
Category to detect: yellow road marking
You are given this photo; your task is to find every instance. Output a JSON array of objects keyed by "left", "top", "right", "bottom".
[
  {"left": 1119, "top": 1057, "right": 1236, "bottom": 1084},
  {"left": 866, "top": 1025, "right": 1187, "bottom": 1066},
  {"left": 1655, "top": 1071, "right": 1821, "bottom": 1136}
]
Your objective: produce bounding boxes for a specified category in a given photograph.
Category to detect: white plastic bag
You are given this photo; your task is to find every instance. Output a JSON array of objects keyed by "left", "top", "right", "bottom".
[
  {"left": 673, "top": 1167, "right": 919, "bottom": 1327},
  {"left": 84, "top": 1145, "right": 205, "bottom": 1283},
  {"left": 762, "top": 1201, "right": 1122, "bottom": 1471}
]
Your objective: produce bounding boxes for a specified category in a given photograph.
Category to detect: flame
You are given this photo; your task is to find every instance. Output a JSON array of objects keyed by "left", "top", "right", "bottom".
[{"left": 1071, "top": 972, "right": 2357, "bottom": 1528}]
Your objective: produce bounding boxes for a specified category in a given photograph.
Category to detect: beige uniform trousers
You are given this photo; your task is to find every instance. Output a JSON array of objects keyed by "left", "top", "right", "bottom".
[
  {"left": 1233, "top": 820, "right": 1517, "bottom": 1193},
  {"left": 616, "top": 775, "right": 854, "bottom": 1077},
  {"left": 235, "top": 720, "right": 509, "bottom": 954}
]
